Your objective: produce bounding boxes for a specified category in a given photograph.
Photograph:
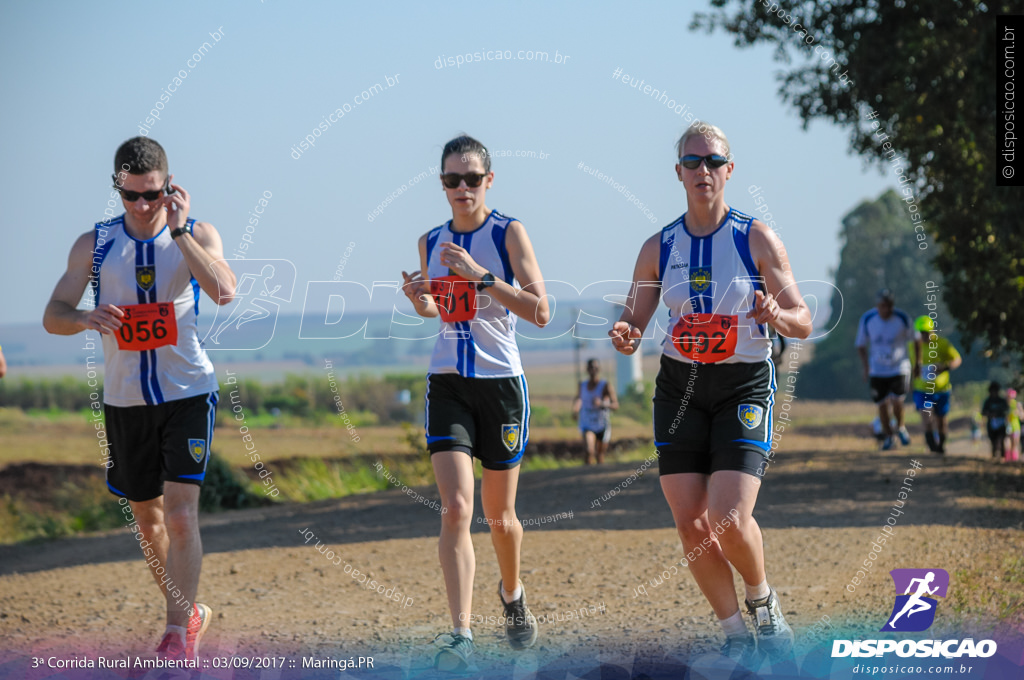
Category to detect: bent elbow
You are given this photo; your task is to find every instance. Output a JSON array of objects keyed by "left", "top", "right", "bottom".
[{"left": 216, "top": 291, "right": 236, "bottom": 306}]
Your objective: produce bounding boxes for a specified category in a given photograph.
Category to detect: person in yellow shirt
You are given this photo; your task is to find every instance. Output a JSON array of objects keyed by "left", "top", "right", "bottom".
[{"left": 909, "top": 316, "right": 962, "bottom": 453}]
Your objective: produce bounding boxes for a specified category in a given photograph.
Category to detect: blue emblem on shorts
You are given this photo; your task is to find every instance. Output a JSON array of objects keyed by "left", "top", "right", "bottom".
[
  {"left": 188, "top": 438, "right": 207, "bottom": 463},
  {"left": 501, "top": 424, "right": 520, "bottom": 452},
  {"left": 737, "top": 404, "right": 763, "bottom": 430}
]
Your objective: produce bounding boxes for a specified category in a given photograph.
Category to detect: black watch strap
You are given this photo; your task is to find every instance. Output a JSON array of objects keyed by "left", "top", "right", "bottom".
[
  {"left": 170, "top": 224, "right": 191, "bottom": 239},
  {"left": 477, "top": 272, "right": 495, "bottom": 290}
]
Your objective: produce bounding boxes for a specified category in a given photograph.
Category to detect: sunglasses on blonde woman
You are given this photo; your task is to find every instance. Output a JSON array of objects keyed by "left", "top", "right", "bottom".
[{"left": 679, "top": 154, "right": 730, "bottom": 170}]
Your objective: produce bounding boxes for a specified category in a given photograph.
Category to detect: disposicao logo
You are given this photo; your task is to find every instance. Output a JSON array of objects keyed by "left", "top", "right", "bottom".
[
  {"left": 883, "top": 568, "right": 948, "bottom": 632},
  {"left": 832, "top": 568, "right": 997, "bottom": 659}
]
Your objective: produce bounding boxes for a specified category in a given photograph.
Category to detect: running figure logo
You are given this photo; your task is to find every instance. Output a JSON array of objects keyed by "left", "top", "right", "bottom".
[
  {"left": 881, "top": 568, "right": 949, "bottom": 632},
  {"left": 202, "top": 259, "right": 296, "bottom": 350}
]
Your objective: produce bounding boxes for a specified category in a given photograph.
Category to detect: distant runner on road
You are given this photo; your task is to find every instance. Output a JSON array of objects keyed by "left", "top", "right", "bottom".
[
  {"left": 856, "top": 289, "right": 916, "bottom": 451},
  {"left": 572, "top": 358, "right": 618, "bottom": 465},
  {"left": 908, "top": 315, "right": 961, "bottom": 454}
]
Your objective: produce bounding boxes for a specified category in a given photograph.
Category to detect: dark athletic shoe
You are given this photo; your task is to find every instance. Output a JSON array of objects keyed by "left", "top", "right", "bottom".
[
  {"left": 499, "top": 580, "right": 539, "bottom": 649},
  {"left": 434, "top": 633, "right": 474, "bottom": 672}
]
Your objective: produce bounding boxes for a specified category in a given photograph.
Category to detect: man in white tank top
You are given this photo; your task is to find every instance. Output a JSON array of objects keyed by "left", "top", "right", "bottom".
[{"left": 44, "top": 137, "right": 236, "bottom": 663}]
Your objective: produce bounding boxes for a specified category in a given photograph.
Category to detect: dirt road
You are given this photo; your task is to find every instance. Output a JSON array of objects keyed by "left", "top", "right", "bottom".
[{"left": 1, "top": 429, "right": 1022, "bottom": 679}]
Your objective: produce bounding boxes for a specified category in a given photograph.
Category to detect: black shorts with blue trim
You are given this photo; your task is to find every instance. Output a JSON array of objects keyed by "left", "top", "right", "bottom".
[
  {"left": 105, "top": 392, "right": 218, "bottom": 502},
  {"left": 425, "top": 373, "right": 529, "bottom": 471},
  {"left": 653, "top": 356, "right": 774, "bottom": 477}
]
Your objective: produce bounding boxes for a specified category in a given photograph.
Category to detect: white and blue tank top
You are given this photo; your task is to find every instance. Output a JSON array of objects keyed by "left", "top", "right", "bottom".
[
  {"left": 426, "top": 210, "right": 523, "bottom": 378},
  {"left": 657, "top": 208, "right": 773, "bottom": 364},
  {"left": 91, "top": 215, "right": 219, "bottom": 407}
]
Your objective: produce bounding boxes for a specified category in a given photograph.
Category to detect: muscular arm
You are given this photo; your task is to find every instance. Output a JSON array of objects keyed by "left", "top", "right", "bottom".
[
  {"left": 43, "top": 232, "right": 124, "bottom": 336},
  {"left": 610, "top": 233, "right": 662, "bottom": 354},
  {"left": 487, "top": 221, "right": 550, "bottom": 328},
  {"left": 178, "top": 221, "right": 236, "bottom": 305},
  {"left": 748, "top": 221, "right": 812, "bottom": 339}
]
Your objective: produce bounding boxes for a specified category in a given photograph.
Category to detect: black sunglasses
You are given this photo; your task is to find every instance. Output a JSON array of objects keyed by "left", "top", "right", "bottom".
[
  {"left": 679, "top": 154, "right": 730, "bottom": 170},
  {"left": 440, "top": 172, "right": 487, "bottom": 189},
  {"left": 112, "top": 175, "right": 174, "bottom": 201}
]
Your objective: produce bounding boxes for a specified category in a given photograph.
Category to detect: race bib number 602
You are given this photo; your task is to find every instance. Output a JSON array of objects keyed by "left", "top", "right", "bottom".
[{"left": 115, "top": 302, "right": 178, "bottom": 351}]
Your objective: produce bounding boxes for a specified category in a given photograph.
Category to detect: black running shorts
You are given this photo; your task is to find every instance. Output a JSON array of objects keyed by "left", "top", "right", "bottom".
[
  {"left": 425, "top": 373, "right": 530, "bottom": 470},
  {"left": 653, "top": 356, "right": 775, "bottom": 477},
  {"left": 105, "top": 392, "right": 219, "bottom": 502},
  {"left": 869, "top": 375, "right": 908, "bottom": 403}
]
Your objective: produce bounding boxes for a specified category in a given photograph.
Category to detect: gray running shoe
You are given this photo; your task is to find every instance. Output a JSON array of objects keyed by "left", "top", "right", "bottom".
[
  {"left": 746, "top": 587, "right": 794, "bottom": 659},
  {"left": 499, "top": 580, "right": 539, "bottom": 649},
  {"left": 434, "top": 633, "right": 474, "bottom": 672},
  {"left": 720, "top": 632, "right": 760, "bottom": 667}
]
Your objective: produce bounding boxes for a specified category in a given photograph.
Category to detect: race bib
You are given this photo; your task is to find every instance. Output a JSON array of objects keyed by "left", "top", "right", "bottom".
[
  {"left": 115, "top": 302, "right": 178, "bottom": 351},
  {"left": 671, "top": 313, "right": 738, "bottom": 363},
  {"left": 430, "top": 275, "right": 477, "bottom": 322}
]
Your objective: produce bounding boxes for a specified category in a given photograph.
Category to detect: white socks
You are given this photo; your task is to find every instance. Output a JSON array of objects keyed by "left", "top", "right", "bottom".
[
  {"left": 453, "top": 627, "right": 473, "bottom": 640},
  {"left": 745, "top": 579, "right": 771, "bottom": 602},
  {"left": 501, "top": 583, "right": 523, "bottom": 604},
  {"left": 719, "top": 611, "right": 747, "bottom": 637}
]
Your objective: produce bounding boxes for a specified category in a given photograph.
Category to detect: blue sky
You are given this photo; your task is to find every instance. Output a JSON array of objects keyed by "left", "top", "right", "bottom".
[{"left": 0, "top": 0, "right": 893, "bottom": 326}]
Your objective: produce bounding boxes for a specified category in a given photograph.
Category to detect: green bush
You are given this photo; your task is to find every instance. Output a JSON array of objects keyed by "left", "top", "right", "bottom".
[{"left": 199, "top": 451, "right": 267, "bottom": 512}]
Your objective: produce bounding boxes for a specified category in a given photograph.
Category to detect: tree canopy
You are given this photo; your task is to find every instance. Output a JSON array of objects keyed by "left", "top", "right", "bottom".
[{"left": 692, "top": 0, "right": 1024, "bottom": 359}]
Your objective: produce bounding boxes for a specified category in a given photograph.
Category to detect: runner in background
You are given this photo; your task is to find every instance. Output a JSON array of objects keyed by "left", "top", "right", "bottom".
[
  {"left": 907, "top": 315, "right": 961, "bottom": 454},
  {"left": 43, "top": 137, "right": 235, "bottom": 662},
  {"left": 981, "top": 381, "right": 1010, "bottom": 461},
  {"left": 1006, "top": 388, "right": 1021, "bottom": 462},
  {"left": 855, "top": 290, "right": 916, "bottom": 451},
  {"left": 572, "top": 358, "right": 618, "bottom": 465}
]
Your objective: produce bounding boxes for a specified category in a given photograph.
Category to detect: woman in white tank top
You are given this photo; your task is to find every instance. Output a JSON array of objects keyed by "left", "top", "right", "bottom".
[{"left": 610, "top": 123, "right": 812, "bottom": 666}]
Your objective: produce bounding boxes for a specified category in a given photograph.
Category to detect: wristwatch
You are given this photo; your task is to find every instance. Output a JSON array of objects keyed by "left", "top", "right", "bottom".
[
  {"left": 170, "top": 226, "right": 190, "bottom": 239},
  {"left": 477, "top": 272, "right": 495, "bottom": 291}
]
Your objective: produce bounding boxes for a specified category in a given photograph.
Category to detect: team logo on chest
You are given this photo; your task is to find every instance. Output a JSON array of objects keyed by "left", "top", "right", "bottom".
[
  {"left": 501, "top": 424, "right": 520, "bottom": 452},
  {"left": 136, "top": 265, "right": 156, "bottom": 291},
  {"left": 188, "top": 438, "right": 207, "bottom": 463},
  {"left": 689, "top": 267, "right": 712, "bottom": 293},
  {"left": 737, "top": 404, "right": 763, "bottom": 429}
]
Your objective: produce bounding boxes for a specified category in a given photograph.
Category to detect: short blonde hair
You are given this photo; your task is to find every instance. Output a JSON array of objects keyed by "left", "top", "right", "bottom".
[{"left": 676, "top": 122, "right": 732, "bottom": 160}]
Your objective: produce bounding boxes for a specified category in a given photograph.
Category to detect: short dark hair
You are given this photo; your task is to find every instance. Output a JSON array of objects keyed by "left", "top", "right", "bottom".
[
  {"left": 587, "top": 358, "right": 599, "bottom": 369},
  {"left": 441, "top": 134, "right": 490, "bottom": 173},
  {"left": 115, "top": 137, "right": 168, "bottom": 176},
  {"left": 989, "top": 381, "right": 1001, "bottom": 392}
]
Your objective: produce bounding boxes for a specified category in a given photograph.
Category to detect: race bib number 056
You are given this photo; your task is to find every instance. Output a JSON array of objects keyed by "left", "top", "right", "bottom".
[
  {"left": 115, "top": 302, "right": 178, "bottom": 351},
  {"left": 671, "top": 313, "right": 737, "bottom": 363},
  {"left": 430, "top": 275, "right": 477, "bottom": 323}
]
